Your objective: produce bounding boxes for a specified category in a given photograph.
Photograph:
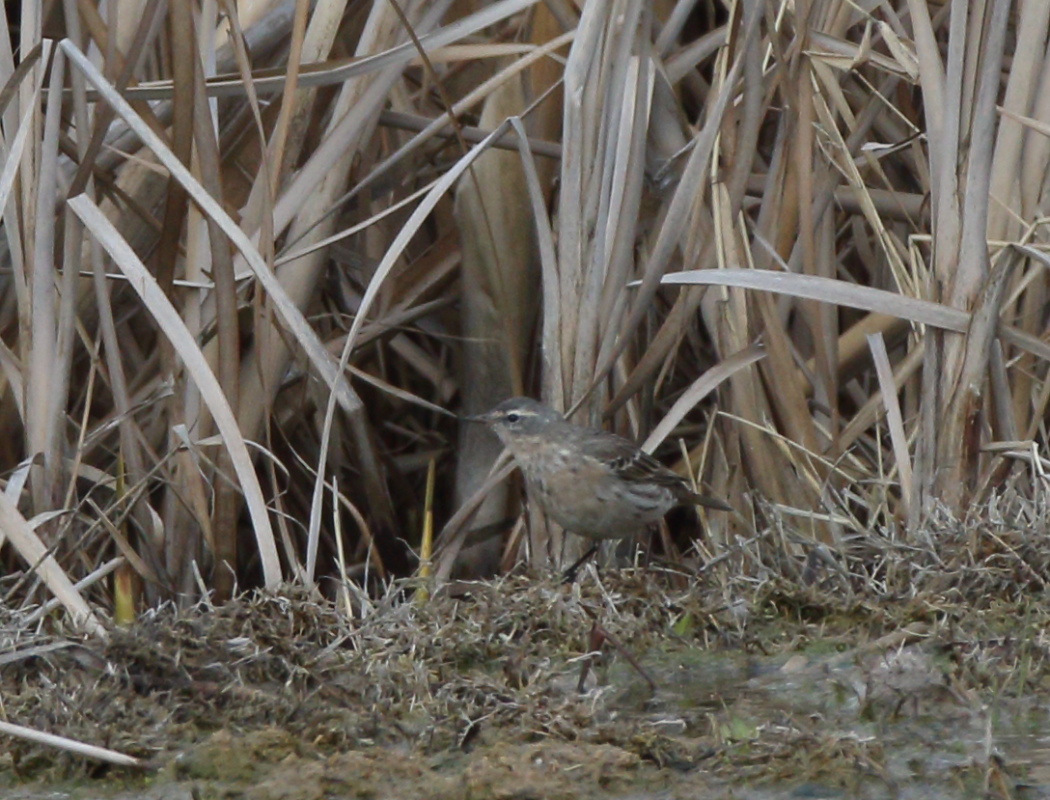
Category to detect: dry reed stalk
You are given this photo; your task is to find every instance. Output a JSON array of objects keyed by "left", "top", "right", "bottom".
[
  {"left": 454, "top": 71, "right": 537, "bottom": 574},
  {"left": 3, "top": 0, "right": 1050, "bottom": 620}
]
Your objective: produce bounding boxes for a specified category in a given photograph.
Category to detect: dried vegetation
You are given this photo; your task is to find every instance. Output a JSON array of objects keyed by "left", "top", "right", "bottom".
[{"left": 2, "top": 0, "right": 1050, "bottom": 793}]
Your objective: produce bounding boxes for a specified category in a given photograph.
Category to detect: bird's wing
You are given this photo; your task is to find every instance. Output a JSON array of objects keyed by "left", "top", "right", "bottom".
[
  {"left": 583, "top": 431, "right": 686, "bottom": 487},
  {"left": 585, "top": 430, "right": 732, "bottom": 511}
]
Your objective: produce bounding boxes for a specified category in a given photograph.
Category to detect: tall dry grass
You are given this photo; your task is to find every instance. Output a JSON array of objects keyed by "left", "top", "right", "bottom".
[{"left": 1, "top": 0, "right": 1048, "bottom": 633}]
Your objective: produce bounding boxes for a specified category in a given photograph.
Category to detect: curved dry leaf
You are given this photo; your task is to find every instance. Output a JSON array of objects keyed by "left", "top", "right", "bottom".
[
  {"left": 643, "top": 343, "right": 766, "bottom": 453},
  {"left": 659, "top": 268, "right": 1050, "bottom": 362},
  {"left": 108, "top": 0, "right": 543, "bottom": 101},
  {"left": 68, "top": 193, "right": 283, "bottom": 590},
  {"left": 60, "top": 37, "right": 361, "bottom": 415},
  {"left": 0, "top": 490, "right": 106, "bottom": 638}
]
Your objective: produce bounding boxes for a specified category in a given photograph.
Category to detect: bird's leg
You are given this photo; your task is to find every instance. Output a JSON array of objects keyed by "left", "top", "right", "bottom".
[
  {"left": 641, "top": 525, "right": 658, "bottom": 568},
  {"left": 576, "top": 612, "right": 657, "bottom": 693},
  {"left": 562, "top": 542, "right": 600, "bottom": 584},
  {"left": 576, "top": 620, "right": 603, "bottom": 692}
]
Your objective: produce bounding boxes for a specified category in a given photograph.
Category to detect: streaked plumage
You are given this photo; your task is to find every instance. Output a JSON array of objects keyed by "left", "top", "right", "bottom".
[{"left": 469, "top": 397, "right": 730, "bottom": 542}]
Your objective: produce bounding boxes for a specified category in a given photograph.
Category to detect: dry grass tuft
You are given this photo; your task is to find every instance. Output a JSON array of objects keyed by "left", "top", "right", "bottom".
[
  {"left": 3, "top": 538, "right": 1048, "bottom": 788},
  {"left": 1, "top": 2, "right": 1050, "bottom": 698}
]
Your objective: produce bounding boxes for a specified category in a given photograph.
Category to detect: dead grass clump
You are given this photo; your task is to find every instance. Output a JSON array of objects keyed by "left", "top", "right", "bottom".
[
  {"left": 0, "top": 571, "right": 739, "bottom": 779},
  {"left": 721, "top": 492, "right": 1050, "bottom": 617},
  {"left": 4, "top": 0, "right": 1050, "bottom": 655},
  {"left": 3, "top": 541, "right": 1049, "bottom": 791}
]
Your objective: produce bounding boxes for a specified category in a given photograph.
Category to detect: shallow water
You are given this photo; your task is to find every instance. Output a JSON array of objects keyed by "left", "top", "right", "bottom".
[{"left": 600, "top": 642, "right": 1050, "bottom": 799}]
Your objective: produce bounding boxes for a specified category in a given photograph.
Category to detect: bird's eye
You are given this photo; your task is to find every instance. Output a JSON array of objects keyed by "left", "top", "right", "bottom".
[{"left": 505, "top": 412, "right": 521, "bottom": 423}]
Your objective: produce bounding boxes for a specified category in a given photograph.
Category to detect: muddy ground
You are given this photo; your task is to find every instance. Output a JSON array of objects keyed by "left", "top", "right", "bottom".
[{"left": 3, "top": 543, "right": 1050, "bottom": 799}]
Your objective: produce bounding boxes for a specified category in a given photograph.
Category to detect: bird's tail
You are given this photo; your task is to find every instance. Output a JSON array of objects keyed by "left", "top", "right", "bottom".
[{"left": 685, "top": 491, "right": 732, "bottom": 512}]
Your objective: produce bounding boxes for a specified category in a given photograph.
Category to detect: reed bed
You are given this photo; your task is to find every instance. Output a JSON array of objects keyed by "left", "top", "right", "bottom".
[{"left": 0, "top": 0, "right": 1048, "bottom": 635}]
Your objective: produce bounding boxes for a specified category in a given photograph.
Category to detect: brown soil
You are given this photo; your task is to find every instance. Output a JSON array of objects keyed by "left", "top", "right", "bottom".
[{"left": 2, "top": 561, "right": 1049, "bottom": 799}]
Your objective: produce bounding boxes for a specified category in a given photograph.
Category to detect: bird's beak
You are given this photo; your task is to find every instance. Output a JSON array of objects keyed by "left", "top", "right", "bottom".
[{"left": 460, "top": 412, "right": 491, "bottom": 424}]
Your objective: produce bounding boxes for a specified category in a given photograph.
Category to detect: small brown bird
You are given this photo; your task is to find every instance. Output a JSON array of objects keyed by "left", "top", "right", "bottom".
[{"left": 469, "top": 397, "right": 730, "bottom": 553}]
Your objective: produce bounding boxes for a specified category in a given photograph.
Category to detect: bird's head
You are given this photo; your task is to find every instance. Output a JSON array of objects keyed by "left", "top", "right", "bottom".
[{"left": 465, "top": 396, "right": 565, "bottom": 440}]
